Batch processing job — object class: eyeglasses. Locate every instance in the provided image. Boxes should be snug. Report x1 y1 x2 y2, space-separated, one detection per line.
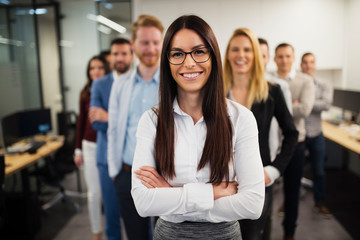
167 47 211 65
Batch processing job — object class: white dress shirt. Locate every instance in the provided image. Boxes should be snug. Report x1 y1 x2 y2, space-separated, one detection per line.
131 98 265 223
266 73 293 185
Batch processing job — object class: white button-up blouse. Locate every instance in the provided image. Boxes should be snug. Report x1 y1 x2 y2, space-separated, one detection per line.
131 98 265 223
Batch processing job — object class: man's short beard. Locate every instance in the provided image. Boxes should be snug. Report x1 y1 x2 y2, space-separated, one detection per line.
115 64 130 74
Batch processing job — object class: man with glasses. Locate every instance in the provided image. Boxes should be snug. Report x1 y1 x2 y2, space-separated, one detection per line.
107 14 163 240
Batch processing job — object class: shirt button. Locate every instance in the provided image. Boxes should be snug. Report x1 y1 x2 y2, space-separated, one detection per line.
142 99 146 103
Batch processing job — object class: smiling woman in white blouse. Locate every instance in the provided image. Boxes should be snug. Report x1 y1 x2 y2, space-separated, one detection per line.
131 15 265 240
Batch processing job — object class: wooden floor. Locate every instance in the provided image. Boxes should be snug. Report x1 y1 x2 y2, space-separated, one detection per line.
34 170 355 240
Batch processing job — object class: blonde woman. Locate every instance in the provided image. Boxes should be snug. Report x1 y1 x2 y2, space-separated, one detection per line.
224 28 298 240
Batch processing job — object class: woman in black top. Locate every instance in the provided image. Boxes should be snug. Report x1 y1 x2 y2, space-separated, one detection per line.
223 27 298 240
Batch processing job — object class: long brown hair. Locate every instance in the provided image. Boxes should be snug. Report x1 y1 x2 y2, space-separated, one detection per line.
81 55 110 100
155 15 233 184
223 28 268 109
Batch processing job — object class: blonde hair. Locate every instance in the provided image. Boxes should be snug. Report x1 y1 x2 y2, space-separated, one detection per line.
131 14 164 41
223 27 268 109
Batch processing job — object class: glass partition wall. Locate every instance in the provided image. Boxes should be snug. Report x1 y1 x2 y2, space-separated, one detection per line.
97 0 132 52
0 3 42 121
0 0 132 146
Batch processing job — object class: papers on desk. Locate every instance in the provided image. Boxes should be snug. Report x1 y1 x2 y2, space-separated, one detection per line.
6 140 47 155
338 123 360 139
6 143 32 154
7 144 30 153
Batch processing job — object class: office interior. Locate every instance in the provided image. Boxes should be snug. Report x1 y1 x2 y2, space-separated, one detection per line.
0 0 359 239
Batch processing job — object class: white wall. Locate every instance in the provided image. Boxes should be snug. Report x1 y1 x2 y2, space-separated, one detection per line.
60 1 99 113
344 0 360 91
56 0 360 113
133 0 344 72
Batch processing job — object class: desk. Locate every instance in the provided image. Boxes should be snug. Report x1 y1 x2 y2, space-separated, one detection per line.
1 135 64 239
322 121 360 155
4 135 64 177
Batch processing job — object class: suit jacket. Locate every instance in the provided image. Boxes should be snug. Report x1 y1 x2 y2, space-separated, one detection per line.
107 67 160 178
90 72 114 165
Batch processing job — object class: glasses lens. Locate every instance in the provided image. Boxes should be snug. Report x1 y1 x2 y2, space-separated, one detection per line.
191 48 210 63
168 47 210 65
168 50 185 65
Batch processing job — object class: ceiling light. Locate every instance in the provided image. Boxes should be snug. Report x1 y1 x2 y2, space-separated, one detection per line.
87 14 126 34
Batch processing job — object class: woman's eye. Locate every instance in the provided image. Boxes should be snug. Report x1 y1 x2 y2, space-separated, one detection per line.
171 51 184 58
193 49 206 56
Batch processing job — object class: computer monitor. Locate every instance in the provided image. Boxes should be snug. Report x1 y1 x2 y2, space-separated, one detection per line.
333 89 360 114
1 108 52 148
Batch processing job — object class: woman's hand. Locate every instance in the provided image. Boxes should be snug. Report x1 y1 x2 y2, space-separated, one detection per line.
264 170 271 185
135 166 172 188
213 182 238 200
74 154 83 167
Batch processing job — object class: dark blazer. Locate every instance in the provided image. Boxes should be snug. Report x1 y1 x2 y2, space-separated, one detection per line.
251 83 298 175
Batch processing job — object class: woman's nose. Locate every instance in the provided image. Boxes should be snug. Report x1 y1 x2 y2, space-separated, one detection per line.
183 53 196 67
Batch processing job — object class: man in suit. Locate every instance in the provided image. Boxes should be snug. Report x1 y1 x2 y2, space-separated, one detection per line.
273 43 315 240
107 15 163 240
259 38 293 161
89 38 133 240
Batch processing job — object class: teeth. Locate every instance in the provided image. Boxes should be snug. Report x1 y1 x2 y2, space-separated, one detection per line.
235 61 245 65
183 73 199 78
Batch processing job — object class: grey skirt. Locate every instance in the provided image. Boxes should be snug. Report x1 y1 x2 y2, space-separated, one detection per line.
153 218 242 240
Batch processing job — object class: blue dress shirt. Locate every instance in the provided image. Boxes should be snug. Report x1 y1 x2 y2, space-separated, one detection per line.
121 71 159 166
107 67 160 177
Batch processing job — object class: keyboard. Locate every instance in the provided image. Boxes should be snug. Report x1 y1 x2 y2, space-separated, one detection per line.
26 141 46 154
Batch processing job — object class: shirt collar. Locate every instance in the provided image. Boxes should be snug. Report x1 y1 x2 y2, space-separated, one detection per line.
112 71 120 81
172 97 204 124
288 69 296 79
173 97 184 116
113 69 134 81
274 68 296 81
134 66 160 84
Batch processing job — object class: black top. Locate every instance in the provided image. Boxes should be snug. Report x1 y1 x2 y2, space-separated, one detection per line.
251 83 298 175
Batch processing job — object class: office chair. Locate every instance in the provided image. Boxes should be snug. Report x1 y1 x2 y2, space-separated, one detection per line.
56 111 83 193
31 111 85 212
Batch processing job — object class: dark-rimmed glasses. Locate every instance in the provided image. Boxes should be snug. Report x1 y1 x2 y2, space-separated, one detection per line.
167 47 211 65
